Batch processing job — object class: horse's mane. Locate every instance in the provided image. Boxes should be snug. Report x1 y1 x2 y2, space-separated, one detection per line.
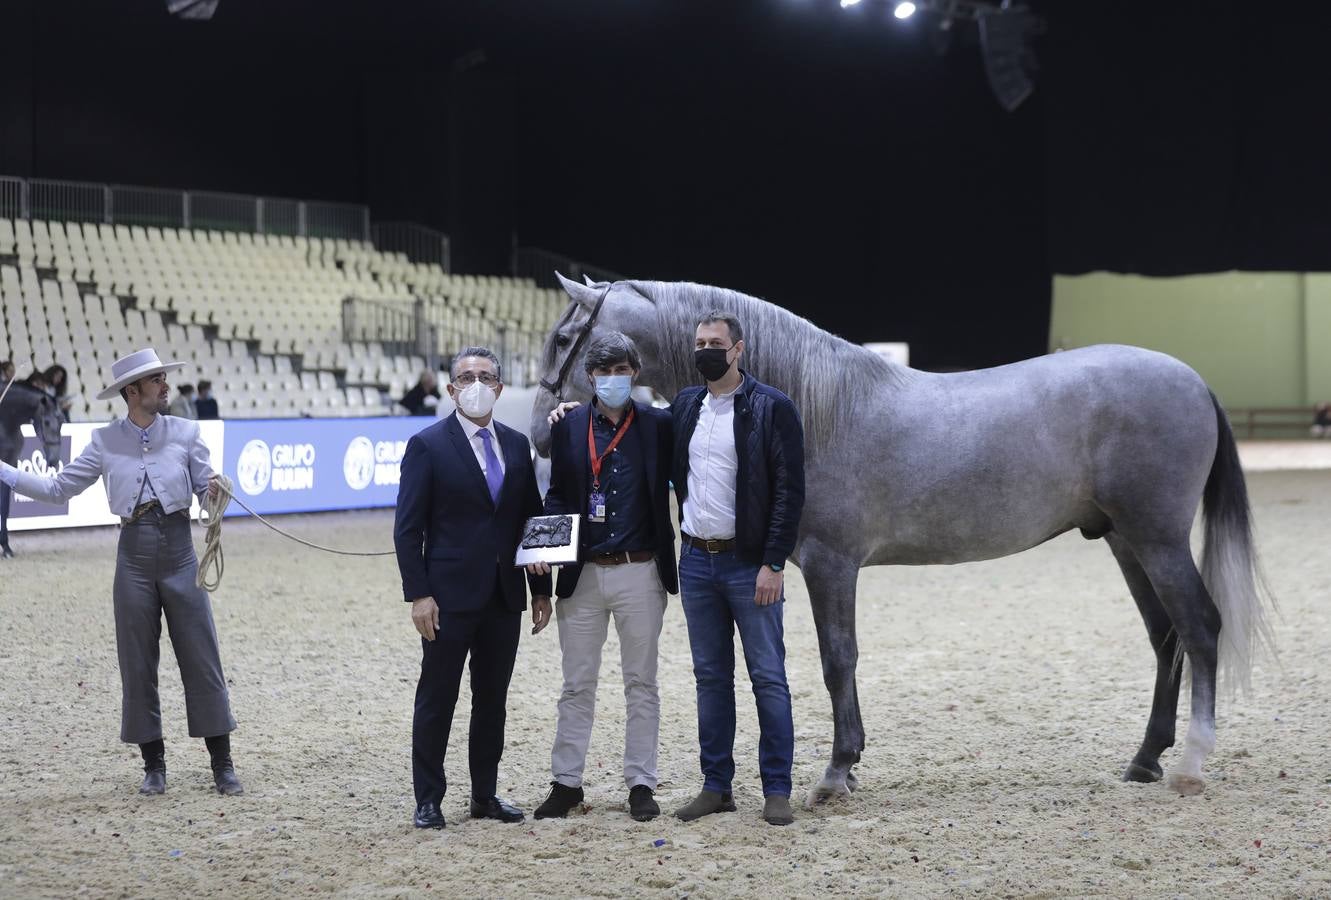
627 280 909 452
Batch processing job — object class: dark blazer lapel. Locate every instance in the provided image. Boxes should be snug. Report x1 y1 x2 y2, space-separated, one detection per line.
494 423 526 509
445 413 494 508
635 401 659 507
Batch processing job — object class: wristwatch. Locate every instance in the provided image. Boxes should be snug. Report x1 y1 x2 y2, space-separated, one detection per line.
767 562 783 573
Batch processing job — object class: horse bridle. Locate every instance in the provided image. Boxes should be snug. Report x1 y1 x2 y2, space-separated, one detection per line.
539 285 612 402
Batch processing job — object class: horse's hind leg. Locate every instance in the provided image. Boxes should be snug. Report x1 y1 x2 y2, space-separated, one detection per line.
1128 538 1222 796
800 544 864 807
1105 533 1181 783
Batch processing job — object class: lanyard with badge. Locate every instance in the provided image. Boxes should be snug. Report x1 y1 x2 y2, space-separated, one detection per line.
587 406 636 523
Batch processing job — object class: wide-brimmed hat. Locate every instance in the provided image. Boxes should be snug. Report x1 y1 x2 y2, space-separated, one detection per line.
96 348 187 400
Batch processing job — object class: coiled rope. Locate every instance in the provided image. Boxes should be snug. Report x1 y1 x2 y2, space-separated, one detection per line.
196 474 395 592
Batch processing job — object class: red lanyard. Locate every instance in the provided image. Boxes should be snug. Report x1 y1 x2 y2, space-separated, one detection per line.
587 405 636 490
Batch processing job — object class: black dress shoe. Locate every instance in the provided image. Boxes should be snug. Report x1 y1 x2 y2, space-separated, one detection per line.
213 764 244 796
413 802 446 829
470 795 525 823
628 785 660 822
139 768 166 795
534 782 584 820
0 544 13 559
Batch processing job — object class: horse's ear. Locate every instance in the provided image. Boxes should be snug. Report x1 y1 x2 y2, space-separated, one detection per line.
556 271 601 310
583 274 597 286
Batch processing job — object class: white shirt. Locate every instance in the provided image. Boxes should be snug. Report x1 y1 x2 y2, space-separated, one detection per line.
455 411 506 479
682 385 739 540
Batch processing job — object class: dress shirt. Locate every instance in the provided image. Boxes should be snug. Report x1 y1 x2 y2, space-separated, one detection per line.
455 411 506 479
0 415 213 517
583 402 652 556
682 384 740 540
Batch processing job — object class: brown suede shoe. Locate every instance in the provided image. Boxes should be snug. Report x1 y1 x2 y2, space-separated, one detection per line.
673 789 736 822
762 795 794 826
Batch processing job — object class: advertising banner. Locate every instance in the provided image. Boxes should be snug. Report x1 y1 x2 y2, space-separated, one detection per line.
220 417 431 516
9 432 73 518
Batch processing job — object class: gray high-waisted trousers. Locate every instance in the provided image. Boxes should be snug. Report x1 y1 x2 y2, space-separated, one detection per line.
114 507 236 744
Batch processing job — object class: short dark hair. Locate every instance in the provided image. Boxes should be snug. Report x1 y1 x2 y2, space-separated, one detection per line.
450 346 502 382
698 310 743 345
1 360 13 374
178 383 195 396
583 332 641 374
197 379 212 392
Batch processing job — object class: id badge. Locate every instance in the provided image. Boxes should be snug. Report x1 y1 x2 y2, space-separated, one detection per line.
588 491 607 523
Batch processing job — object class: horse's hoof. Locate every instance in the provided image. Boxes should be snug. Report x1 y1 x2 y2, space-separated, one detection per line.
845 771 859 792
1122 761 1163 783
804 781 850 809
1165 772 1205 796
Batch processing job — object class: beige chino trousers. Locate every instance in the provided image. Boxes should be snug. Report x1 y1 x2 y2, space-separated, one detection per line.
551 560 666 790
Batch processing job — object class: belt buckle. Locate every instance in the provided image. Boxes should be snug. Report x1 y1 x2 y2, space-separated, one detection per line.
705 539 724 554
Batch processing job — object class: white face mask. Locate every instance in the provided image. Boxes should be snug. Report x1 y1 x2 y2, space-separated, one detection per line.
455 379 497 418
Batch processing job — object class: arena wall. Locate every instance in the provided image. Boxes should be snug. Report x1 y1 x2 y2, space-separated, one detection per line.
1050 272 1331 408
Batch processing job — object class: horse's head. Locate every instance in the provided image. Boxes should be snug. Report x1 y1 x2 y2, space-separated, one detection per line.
34 394 63 463
530 273 662 456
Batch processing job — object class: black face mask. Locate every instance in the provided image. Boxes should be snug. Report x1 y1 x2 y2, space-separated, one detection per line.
694 347 733 382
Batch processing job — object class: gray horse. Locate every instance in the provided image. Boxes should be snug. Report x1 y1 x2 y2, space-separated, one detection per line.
530 274 1273 804
0 379 64 554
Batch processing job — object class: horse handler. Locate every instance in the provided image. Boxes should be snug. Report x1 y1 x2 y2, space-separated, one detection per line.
0 349 243 797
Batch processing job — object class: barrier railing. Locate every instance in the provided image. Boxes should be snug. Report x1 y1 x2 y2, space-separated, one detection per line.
512 245 623 289
0 174 372 242
342 297 433 364
372 222 451 272
1227 407 1321 440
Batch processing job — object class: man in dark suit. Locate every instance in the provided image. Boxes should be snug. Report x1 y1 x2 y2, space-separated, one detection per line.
525 333 676 823
394 346 553 830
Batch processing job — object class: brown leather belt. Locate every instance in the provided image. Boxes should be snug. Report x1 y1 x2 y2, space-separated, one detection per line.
122 500 162 524
588 549 655 567
681 532 736 554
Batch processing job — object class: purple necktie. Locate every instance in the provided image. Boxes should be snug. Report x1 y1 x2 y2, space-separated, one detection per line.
477 428 504 504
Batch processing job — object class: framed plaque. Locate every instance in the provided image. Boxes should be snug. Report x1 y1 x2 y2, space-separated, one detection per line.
514 514 581 567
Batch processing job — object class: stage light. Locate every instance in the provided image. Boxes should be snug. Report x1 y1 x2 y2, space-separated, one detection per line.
840 0 863 7
894 2 917 18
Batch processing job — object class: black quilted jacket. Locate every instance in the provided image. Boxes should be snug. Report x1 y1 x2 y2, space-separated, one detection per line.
670 371 806 568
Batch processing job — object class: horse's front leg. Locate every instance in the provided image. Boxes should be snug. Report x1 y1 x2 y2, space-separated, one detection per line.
800 543 864 807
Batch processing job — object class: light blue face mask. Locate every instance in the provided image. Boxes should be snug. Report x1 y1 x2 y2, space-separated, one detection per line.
594 374 633 409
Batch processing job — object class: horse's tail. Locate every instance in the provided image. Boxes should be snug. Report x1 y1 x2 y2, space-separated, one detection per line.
1199 390 1275 697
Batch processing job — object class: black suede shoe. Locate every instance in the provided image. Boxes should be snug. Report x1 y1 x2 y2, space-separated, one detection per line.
534 782 584 820
413 801 446 829
628 785 660 822
470 795 525 823
139 768 166 795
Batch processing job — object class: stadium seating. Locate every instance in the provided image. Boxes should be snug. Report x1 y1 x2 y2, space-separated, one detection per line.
0 218 568 422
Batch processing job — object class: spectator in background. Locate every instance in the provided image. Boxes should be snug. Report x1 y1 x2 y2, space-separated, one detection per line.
169 383 198 420
1313 402 1331 439
399 370 440 416
1 361 14 385
42 364 74 423
195 380 219 420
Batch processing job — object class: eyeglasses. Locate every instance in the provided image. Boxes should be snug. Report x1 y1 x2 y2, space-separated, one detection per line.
453 372 499 387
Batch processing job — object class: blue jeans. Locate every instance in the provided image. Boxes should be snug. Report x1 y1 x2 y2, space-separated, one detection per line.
678 544 793 797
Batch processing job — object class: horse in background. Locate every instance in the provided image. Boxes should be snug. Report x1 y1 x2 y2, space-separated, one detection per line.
530 274 1273 805
0 378 64 555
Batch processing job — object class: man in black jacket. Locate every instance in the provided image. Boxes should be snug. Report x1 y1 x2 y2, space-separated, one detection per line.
526 333 676 823
670 311 805 827
393 346 553 830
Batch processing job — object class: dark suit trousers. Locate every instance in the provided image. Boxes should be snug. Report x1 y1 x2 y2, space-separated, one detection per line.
412 577 521 806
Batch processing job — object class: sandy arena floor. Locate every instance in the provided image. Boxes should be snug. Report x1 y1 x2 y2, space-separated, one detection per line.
1 471 1329 898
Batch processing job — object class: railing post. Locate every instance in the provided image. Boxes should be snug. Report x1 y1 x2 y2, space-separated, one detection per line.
298 202 307 237
256 197 265 234
104 185 113 224
362 207 371 244
183 192 191 229
20 179 29 219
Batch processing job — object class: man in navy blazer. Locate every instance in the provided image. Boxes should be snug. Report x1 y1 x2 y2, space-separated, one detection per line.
525 333 676 823
394 346 553 830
